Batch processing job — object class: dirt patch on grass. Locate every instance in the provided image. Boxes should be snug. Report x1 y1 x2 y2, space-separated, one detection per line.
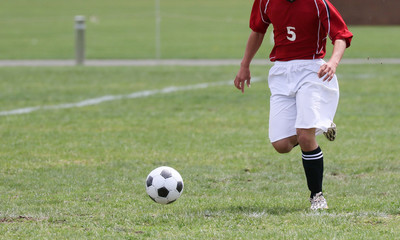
0 216 47 223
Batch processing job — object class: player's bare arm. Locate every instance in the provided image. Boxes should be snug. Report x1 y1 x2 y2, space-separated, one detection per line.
234 31 265 93
318 39 347 81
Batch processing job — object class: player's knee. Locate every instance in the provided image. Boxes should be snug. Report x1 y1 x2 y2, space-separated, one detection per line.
272 141 292 154
297 134 311 146
297 130 317 151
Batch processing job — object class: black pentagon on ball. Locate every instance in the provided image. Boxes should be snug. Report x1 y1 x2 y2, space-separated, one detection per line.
158 187 169 198
146 176 153 187
160 169 172 179
176 181 183 193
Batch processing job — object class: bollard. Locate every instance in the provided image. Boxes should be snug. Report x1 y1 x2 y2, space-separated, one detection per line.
75 16 86 65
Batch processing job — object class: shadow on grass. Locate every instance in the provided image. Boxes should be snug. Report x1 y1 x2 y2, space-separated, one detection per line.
204 204 304 217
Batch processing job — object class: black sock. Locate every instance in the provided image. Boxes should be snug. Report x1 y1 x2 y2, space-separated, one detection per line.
302 146 324 198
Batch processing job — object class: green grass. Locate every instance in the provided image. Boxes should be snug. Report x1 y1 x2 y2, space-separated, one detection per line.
1 0 400 238
1 0 400 59
0 64 399 239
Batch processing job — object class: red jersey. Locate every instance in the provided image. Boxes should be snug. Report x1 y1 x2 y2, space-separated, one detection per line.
250 0 353 61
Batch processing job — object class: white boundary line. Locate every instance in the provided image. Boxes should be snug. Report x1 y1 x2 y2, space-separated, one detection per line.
0 58 399 67
0 77 262 117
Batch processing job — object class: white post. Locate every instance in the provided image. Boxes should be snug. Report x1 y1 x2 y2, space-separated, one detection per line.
155 0 161 59
75 16 86 65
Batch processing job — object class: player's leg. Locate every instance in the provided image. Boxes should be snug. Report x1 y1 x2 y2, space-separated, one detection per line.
295 80 336 209
297 128 323 195
297 128 328 209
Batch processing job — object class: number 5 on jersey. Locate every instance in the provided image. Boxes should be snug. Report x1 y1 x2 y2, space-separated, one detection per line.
286 27 296 41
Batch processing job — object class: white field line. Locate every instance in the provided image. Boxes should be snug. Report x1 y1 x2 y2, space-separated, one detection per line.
0 77 262 117
1 58 400 67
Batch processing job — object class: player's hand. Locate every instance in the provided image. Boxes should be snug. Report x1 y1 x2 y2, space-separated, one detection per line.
318 61 337 82
234 66 251 93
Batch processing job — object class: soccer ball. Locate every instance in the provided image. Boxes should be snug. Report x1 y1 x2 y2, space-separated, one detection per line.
145 166 184 204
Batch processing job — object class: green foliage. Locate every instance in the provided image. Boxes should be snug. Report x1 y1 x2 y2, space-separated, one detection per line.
0 65 399 239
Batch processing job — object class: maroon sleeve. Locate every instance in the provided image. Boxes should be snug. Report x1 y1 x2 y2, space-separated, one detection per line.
249 0 270 34
320 0 353 47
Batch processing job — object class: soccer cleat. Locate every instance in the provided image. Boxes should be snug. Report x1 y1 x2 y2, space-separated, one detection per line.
323 123 336 141
310 192 328 210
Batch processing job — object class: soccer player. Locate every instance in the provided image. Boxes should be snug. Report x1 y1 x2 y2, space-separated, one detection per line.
234 0 353 210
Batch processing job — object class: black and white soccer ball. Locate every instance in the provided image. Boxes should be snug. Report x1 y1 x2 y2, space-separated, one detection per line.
145 166 184 204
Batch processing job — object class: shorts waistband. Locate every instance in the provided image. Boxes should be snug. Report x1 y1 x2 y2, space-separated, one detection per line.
273 59 325 66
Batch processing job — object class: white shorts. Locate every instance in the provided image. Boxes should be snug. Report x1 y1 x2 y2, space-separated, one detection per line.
268 59 339 143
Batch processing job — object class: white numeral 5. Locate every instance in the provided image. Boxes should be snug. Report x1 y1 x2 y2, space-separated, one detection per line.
286 26 296 41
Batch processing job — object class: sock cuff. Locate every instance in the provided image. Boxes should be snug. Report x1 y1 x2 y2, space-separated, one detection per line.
302 146 323 160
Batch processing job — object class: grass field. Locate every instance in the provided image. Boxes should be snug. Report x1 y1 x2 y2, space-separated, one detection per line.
1 0 400 239
0 64 399 239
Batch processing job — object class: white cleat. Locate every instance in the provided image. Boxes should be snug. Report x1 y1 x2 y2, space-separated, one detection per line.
324 123 336 141
310 192 329 210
